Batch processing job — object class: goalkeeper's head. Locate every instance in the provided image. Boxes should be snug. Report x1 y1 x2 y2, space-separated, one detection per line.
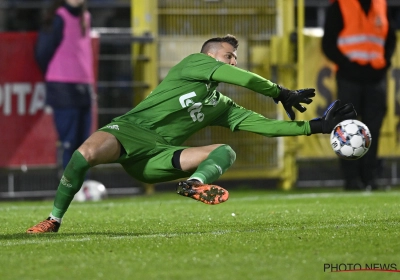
200 34 238 66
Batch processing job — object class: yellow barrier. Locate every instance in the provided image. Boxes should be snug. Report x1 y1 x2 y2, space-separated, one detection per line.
131 0 158 102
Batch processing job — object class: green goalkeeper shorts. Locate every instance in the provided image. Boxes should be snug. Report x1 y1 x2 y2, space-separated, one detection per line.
98 121 191 183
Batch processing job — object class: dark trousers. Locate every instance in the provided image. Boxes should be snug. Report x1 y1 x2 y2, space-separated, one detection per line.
46 82 93 170
53 107 92 169
336 76 387 187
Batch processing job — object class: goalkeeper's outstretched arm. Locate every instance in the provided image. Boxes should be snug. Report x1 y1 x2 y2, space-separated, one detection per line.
211 64 315 120
234 100 357 137
211 64 280 97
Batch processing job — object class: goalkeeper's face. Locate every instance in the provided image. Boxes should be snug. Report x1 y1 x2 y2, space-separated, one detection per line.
207 42 238 66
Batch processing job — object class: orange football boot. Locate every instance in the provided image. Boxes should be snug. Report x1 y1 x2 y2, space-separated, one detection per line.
176 180 229 205
26 218 60 233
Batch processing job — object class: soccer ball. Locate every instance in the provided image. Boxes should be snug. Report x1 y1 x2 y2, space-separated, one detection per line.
330 119 372 160
73 180 108 202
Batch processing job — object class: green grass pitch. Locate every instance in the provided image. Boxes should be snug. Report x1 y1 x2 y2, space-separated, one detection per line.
1 189 400 280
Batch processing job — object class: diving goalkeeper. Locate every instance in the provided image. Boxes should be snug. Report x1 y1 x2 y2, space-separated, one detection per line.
27 34 356 233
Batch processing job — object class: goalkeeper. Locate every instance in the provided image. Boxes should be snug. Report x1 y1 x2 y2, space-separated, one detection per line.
27 34 356 233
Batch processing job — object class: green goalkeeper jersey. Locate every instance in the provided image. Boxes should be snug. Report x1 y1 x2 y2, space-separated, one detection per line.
114 53 309 145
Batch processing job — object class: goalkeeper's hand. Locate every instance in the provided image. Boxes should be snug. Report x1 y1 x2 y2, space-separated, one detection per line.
273 85 315 120
309 100 357 134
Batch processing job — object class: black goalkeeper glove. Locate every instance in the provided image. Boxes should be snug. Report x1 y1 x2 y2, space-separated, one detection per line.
309 100 357 134
273 85 315 120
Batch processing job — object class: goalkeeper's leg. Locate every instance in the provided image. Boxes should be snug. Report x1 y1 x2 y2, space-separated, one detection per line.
176 144 236 204
26 131 122 233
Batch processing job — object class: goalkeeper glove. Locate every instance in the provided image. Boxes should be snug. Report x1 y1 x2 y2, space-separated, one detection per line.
273 85 315 120
309 100 357 134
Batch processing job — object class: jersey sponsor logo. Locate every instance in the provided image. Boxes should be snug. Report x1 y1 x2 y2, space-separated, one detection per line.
179 92 204 122
179 92 196 107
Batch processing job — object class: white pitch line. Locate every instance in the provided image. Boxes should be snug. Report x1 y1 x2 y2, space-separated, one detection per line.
1 237 92 246
0 191 398 212
1 222 393 247
1 231 237 246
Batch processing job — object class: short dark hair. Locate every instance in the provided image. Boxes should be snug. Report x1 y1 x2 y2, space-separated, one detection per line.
200 34 239 53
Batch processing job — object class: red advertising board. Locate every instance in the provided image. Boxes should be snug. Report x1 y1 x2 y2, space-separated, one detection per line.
0 32 99 168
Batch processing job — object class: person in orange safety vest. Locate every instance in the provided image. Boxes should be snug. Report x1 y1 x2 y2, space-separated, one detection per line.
322 0 397 191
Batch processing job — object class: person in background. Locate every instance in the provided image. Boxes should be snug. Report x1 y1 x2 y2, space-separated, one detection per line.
322 0 397 191
35 0 94 170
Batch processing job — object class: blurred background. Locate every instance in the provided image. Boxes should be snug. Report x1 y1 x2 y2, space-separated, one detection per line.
1 0 400 199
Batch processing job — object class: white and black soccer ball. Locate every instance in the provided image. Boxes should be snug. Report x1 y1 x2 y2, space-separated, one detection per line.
330 119 372 160
74 180 108 202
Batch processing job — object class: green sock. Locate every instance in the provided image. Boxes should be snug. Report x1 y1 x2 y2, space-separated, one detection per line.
190 145 236 184
51 150 91 218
